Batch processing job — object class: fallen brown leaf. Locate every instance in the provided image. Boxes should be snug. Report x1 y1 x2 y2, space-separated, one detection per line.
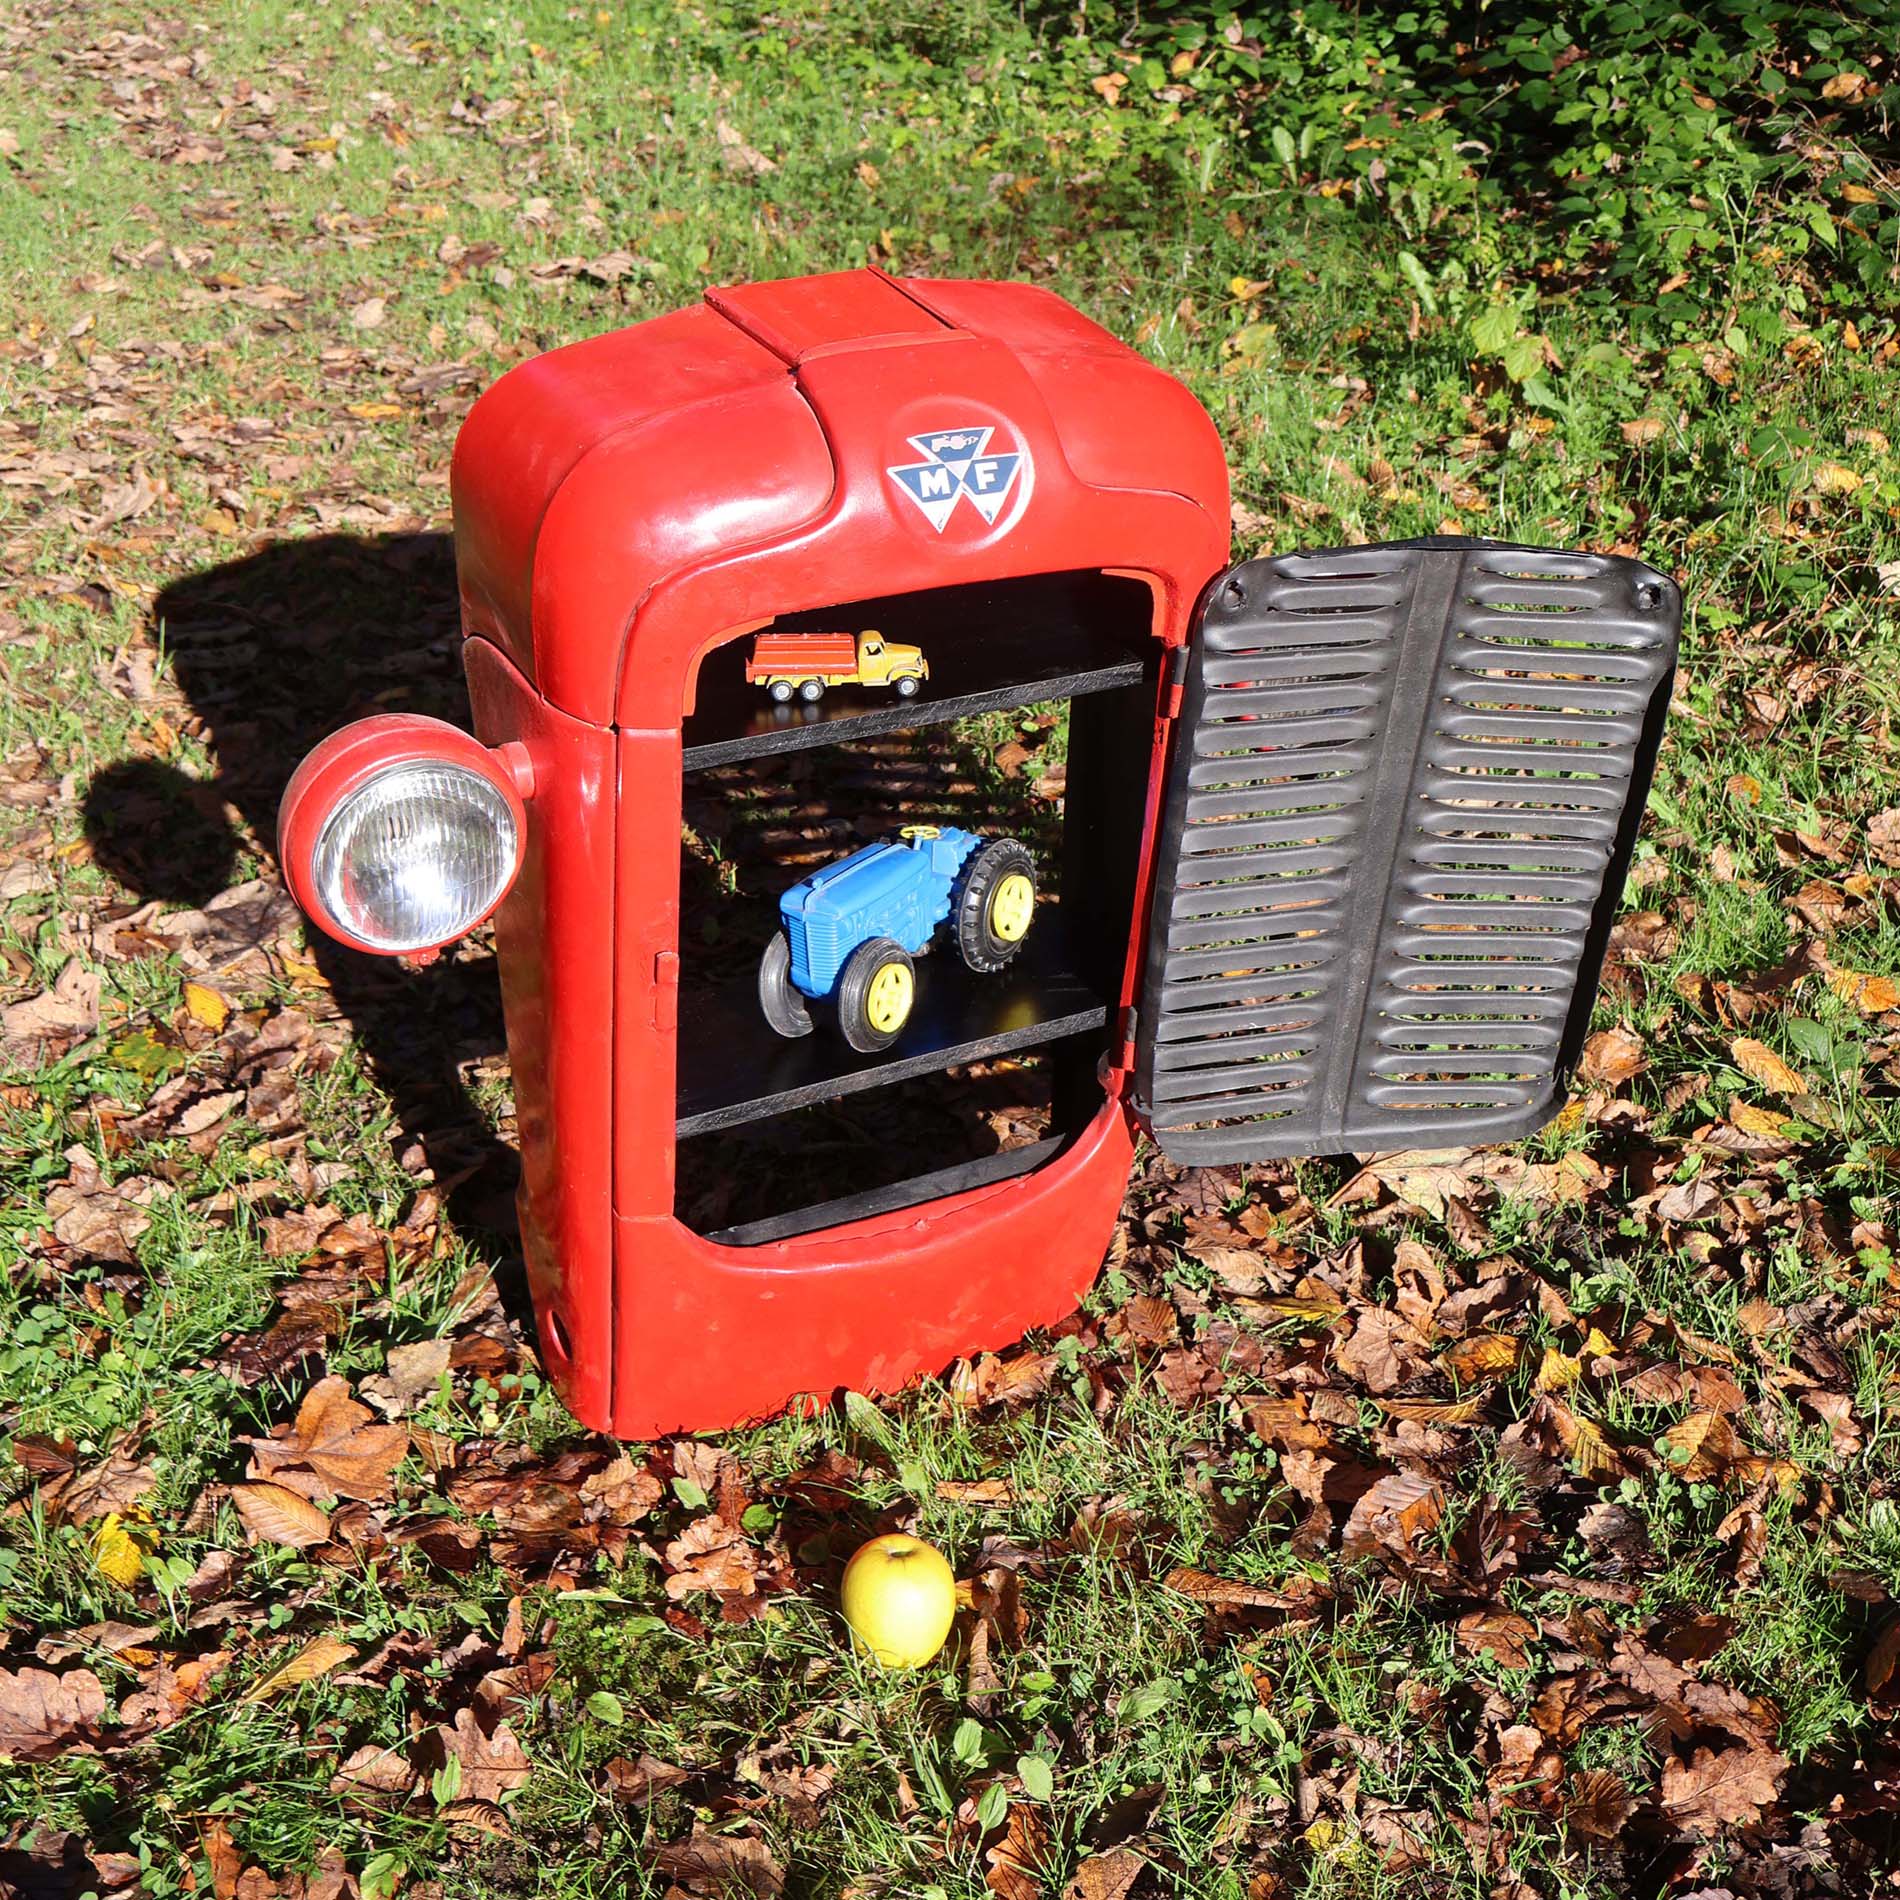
2 958 101 1049
245 1375 408 1501
985 1800 1050 1900
1660 1744 1786 1834
1333 1305 1429 1394
45 1148 159 1265
360 1337 452 1415
1828 969 1900 1015
1377 1393 1485 1425
604 1753 691 1804
937 1477 1029 1505
231 1481 332 1548
714 119 777 177
1564 1769 1634 1841
1163 1565 1297 1610
434 1706 532 1804
0 1665 107 1761
1116 1293 1178 1347
1729 1037 1810 1099
1547 1399 1622 1480
1866 1615 1900 1702
652 1823 784 1897
1580 1026 1646 1084
1440 1332 1523 1384
1456 1609 1537 1670
241 1634 356 1703
1194 1242 1272 1293
1244 1394 1330 1451
120 1650 232 1733
1659 1410 1745 1484
62 1440 157 1526
1064 1847 1144 1900
1870 808 1900 869
580 1452 666 1526
663 1515 762 1600
1342 1472 1445 1564
204 1820 242 1898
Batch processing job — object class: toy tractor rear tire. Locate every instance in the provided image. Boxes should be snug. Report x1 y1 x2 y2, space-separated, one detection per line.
951 838 1035 973
894 675 921 698
768 679 795 703
798 678 824 702
836 937 916 1053
758 933 813 1039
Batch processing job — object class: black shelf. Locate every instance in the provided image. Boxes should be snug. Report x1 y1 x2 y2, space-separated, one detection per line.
682 573 1152 771
676 924 1110 1137
707 1134 1068 1247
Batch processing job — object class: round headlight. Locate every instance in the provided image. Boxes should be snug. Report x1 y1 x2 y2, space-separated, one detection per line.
312 761 519 953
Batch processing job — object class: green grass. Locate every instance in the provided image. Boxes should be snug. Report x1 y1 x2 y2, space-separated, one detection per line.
2 0 1898 1895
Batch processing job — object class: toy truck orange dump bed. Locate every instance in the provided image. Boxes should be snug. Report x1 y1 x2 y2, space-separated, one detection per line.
744 632 859 681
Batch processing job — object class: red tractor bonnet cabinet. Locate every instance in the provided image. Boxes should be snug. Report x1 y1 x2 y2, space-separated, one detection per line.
383 267 1676 1439
448 269 1225 1438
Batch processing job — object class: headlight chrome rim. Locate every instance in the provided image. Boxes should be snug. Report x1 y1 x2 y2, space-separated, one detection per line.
277 714 528 958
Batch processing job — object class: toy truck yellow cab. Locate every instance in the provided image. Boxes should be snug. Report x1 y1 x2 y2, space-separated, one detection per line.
744 629 929 703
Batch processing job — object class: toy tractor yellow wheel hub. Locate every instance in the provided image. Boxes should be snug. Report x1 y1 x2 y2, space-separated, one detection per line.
865 961 914 1032
988 873 1033 942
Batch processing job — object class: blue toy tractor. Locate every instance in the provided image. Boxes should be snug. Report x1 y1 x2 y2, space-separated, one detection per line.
759 825 1037 1052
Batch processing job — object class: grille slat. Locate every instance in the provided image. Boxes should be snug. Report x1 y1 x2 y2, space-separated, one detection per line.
1419 773 1626 811
1167 881 1351 925
1135 538 1678 1160
1178 811 1362 852
1162 942 1338 980
1199 711 1383 750
1152 1056 1322 1099
1157 1026 1327 1067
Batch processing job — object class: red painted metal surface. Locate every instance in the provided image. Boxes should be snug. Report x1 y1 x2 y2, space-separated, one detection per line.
608 1102 1137 1440
461 638 619 1430
434 267 1234 1436
450 307 791 711
449 269 1229 728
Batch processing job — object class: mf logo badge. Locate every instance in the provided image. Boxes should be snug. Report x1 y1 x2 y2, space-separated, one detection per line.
886 424 1029 534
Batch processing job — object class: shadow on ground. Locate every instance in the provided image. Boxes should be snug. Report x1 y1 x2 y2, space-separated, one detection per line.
82 532 524 1276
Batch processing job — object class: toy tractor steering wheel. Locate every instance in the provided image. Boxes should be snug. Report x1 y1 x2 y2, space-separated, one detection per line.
899 824 942 842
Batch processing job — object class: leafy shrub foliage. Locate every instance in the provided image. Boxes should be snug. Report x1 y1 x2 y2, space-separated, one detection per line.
793 0 1893 376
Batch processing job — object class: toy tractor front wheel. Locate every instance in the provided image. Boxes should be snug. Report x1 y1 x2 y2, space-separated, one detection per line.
758 933 813 1039
952 838 1035 973
836 937 916 1053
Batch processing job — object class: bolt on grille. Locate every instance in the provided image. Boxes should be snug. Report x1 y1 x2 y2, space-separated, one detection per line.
1135 538 1680 1162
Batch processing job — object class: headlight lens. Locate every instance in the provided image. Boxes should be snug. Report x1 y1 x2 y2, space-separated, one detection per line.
312 762 518 952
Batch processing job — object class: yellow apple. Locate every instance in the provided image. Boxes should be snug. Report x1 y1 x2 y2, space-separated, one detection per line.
840 1532 957 1669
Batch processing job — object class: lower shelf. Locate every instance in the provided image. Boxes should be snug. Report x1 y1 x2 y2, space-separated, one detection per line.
706 1134 1067 1246
675 925 1111 1137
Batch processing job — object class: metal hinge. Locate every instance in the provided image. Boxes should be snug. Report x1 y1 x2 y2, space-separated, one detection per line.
1163 641 1190 719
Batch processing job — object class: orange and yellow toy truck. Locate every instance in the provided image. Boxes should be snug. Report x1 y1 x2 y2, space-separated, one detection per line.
744 628 928 703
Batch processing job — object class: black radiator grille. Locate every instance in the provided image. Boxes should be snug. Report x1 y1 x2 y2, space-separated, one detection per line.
1135 539 1679 1162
